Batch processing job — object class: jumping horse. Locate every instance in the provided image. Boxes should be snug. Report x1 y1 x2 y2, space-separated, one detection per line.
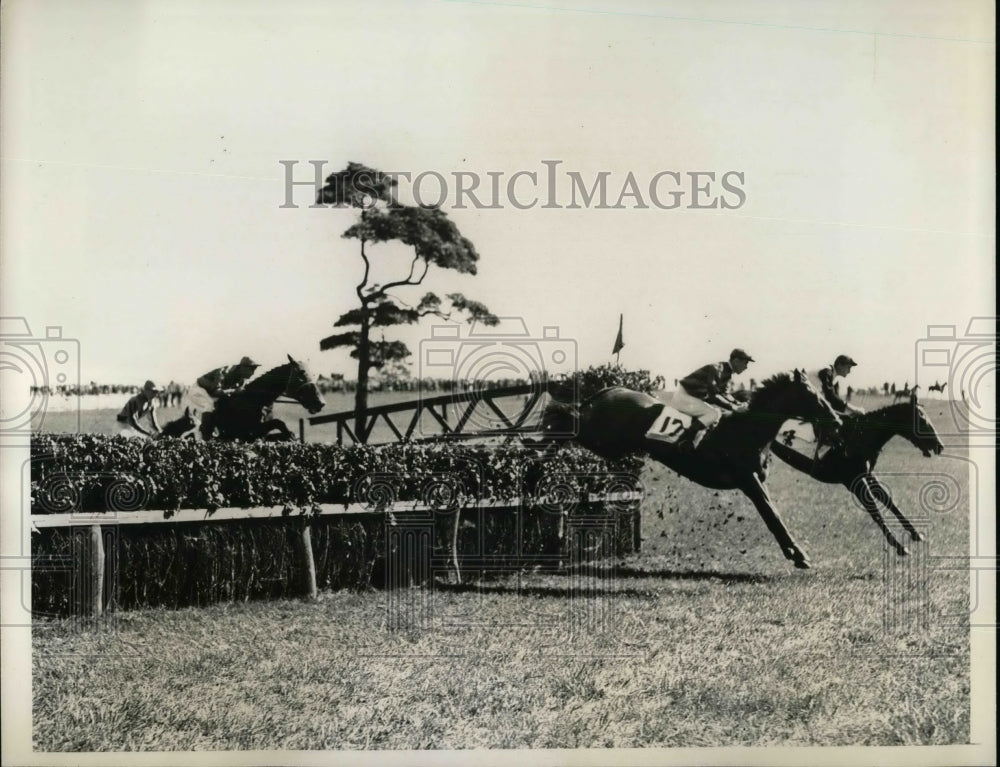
200 355 325 441
770 394 944 556
539 370 843 569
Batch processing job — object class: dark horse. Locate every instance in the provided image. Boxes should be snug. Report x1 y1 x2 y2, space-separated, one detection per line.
770 394 944 556
157 407 200 439
928 381 947 394
540 370 843 569
200 355 325 441
893 385 919 402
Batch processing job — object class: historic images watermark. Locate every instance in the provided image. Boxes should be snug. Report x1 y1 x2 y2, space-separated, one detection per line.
279 160 747 211
914 317 997 446
0 317 80 447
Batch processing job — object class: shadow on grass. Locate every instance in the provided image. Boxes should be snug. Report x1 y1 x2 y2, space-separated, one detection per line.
429 581 658 599
556 565 776 584
430 565 774 598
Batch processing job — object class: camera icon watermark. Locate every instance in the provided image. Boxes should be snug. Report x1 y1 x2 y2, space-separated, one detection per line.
369 458 645 657
876 457 994 651
517 463 644 646
914 317 996 445
360 462 485 631
3 456 140 649
417 317 577 437
0 316 80 446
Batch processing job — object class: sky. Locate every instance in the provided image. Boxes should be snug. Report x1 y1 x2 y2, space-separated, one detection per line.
1 0 994 397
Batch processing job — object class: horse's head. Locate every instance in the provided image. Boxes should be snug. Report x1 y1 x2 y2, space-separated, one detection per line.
283 355 326 414
899 393 944 457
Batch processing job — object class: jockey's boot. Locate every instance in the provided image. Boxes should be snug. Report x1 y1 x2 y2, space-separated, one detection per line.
675 420 707 452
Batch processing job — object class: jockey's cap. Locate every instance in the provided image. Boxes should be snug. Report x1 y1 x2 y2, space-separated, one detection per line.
143 380 162 393
239 356 259 367
730 348 754 362
835 354 857 367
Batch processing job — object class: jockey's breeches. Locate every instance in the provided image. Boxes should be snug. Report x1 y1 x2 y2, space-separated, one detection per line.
671 386 722 426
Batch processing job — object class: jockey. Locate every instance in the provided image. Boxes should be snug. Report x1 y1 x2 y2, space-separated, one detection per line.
187 356 260 412
812 354 864 460
817 355 865 416
115 380 162 438
671 348 754 449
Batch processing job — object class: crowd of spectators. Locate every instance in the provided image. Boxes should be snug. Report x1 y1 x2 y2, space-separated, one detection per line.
29 375 912 402
29 376 536 400
30 382 188 407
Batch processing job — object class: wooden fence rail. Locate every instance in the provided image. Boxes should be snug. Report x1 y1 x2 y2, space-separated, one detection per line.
31 492 642 617
299 383 546 444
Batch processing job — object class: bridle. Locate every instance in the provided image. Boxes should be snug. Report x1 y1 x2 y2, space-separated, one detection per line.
275 364 315 406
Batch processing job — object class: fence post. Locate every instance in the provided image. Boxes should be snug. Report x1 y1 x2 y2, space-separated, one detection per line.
450 507 462 584
74 524 104 619
633 503 642 553
298 521 318 600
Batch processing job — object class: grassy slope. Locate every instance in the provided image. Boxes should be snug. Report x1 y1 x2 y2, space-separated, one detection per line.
32 398 972 749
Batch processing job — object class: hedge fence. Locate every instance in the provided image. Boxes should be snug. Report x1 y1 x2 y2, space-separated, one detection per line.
30 434 643 615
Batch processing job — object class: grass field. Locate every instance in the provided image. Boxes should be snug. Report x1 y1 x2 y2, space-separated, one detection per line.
31 396 974 749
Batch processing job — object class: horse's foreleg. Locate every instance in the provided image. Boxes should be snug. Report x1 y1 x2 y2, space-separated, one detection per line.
867 474 925 543
741 473 811 569
261 419 294 441
848 476 909 556
199 411 216 441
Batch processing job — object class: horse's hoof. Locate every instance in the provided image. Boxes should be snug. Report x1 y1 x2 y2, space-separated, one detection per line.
793 557 811 570
910 530 925 543
896 545 910 557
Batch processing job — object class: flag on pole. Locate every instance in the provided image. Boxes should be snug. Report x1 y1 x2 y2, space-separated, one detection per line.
612 314 624 355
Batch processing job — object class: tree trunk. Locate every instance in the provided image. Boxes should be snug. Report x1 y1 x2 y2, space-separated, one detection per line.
355 308 370 438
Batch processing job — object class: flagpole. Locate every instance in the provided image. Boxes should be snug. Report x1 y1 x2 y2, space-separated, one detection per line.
612 313 624 367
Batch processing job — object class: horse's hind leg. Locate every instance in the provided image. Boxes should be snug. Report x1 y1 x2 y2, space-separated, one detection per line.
866 474 924 543
741 473 811 569
847 476 909 556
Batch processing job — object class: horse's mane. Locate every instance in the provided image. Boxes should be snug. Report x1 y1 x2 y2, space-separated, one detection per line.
867 401 912 418
748 371 798 409
242 361 299 393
